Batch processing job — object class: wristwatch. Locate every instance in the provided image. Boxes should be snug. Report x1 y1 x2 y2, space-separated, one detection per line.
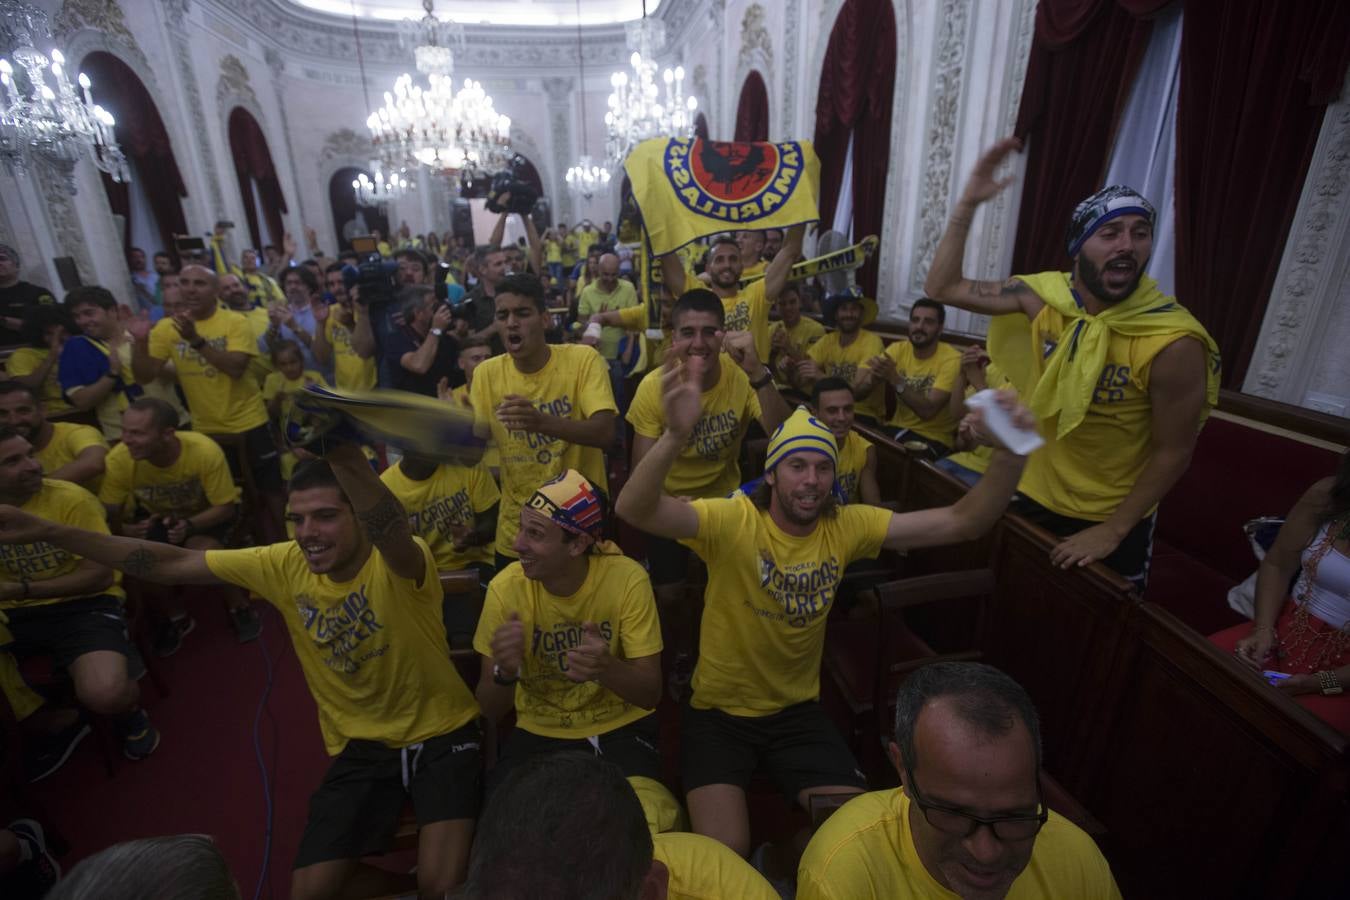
1317 670 1343 696
749 366 774 390
492 663 519 686
430 327 444 337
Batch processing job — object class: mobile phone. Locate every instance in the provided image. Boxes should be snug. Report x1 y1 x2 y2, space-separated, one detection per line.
215 220 235 230
174 235 206 253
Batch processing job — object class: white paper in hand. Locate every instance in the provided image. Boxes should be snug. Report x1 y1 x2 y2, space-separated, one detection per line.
965 389 1044 456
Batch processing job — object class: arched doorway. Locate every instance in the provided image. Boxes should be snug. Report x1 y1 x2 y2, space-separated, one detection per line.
734 71 770 142
227 108 289 252
328 167 390 252
82 51 188 258
814 0 896 296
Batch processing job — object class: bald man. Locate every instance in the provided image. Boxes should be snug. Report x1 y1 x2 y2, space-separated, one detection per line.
130 264 284 540
576 252 640 417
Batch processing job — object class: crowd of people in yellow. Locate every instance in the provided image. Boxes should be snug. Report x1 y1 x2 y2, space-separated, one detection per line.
5 135 1343 900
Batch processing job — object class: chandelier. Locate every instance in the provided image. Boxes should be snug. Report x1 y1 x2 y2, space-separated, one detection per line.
564 0 610 202
0 3 128 189
367 0 511 176
352 164 413 206
604 10 697 170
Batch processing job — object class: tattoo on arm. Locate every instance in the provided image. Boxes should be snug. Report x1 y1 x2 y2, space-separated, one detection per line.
973 278 1028 297
358 495 410 544
123 548 156 578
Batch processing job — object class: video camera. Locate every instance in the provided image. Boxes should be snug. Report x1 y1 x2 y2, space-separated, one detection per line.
341 235 400 308
484 155 539 216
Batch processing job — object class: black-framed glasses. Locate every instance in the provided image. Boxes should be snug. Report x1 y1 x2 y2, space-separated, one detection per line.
902 763 1048 841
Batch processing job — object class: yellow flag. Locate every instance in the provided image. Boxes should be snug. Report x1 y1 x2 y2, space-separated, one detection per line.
624 138 821 257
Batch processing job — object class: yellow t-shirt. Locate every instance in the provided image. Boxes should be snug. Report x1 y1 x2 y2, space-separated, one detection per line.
237 305 274 385
469 344 617 558
654 831 779 900
0 479 123 609
627 359 761 499
884 340 962 446
380 461 498 571
615 304 671 374
99 430 240 518
449 384 499 471
205 538 479 755
797 789 1121 900
263 369 328 422
808 330 887 423
945 361 1014 477
1017 305 1184 521
325 314 377 392
577 280 640 360
473 553 663 738
544 239 562 264
721 280 772 363
576 229 599 260
741 259 767 280
147 309 268 434
7 347 71 413
34 422 106 488
682 494 891 715
836 432 872 504
562 235 579 266
771 316 827 355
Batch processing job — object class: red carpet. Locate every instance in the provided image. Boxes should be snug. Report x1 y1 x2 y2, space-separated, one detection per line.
22 600 330 899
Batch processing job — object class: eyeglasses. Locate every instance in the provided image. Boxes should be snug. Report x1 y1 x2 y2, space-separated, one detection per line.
902 764 1048 841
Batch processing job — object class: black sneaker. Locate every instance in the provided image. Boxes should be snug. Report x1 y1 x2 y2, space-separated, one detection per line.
230 604 262 643
118 708 160 761
152 615 195 658
26 717 91 783
7 818 62 890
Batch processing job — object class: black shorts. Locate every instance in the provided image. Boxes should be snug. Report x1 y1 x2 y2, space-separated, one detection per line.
1011 497 1157 592
645 534 691 588
486 713 661 796
3 595 132 669
210 424 283 492
293 719 483 869
680 701 866 802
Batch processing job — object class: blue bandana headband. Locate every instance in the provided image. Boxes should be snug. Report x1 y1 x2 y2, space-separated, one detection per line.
1066 185 1155 258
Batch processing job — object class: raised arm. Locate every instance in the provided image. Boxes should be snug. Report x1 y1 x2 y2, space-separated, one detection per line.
311 303 334 366
129 319 167 385
881 393 1032 551
615 358 702 540
350 300 377 359
524 215 543 275
0 505 221 585
723 330 790 433
763 224 805 302
660 253 687 298
324 442 425 582
923 138 1043 319
489 210 509 248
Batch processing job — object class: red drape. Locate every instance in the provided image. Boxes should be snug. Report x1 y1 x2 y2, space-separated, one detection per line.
83 52 188 257
813 0 896 296
694 113 710 141
227 108 289 252
734 71 770 143
1173 0 1350 387
1010 0 1164 275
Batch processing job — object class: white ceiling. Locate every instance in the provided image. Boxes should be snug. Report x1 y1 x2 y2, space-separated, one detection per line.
289 0 662 27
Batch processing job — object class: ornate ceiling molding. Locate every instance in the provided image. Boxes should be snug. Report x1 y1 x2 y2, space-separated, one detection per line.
216 54 261 115
53 0 138 50
1243 72 1350 402
738 4 772 72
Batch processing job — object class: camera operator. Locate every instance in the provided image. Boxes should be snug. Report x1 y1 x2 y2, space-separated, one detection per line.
383 285 463 397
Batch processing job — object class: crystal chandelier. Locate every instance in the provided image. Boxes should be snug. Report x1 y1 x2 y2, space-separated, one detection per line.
565 0 610 202
0 3 128 189
352 164 413 206
604 8 697 170
367 0 510 176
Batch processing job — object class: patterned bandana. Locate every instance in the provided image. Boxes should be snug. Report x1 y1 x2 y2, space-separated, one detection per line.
1065 185 1155 258
525 469 606 537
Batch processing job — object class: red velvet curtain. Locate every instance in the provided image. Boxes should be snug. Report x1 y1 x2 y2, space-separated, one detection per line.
1173 0 1350 387
83 52 188 256
813 0 896 296
734 71 770 142
227 108 289 251
1010 0 1167 275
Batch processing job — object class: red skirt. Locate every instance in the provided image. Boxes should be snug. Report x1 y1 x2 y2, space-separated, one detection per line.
1209 598 1349 735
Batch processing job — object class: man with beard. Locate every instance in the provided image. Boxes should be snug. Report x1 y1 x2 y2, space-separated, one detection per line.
616 371 1035 861
662 226 803 365
0 382 106 490
220 272 274 385
313 263 377 392
798 662 1120 900
0 443 484 898
925 138 1219 591
792 295 886 427
769 283 826 381
861 298 962 456
762 228 784 262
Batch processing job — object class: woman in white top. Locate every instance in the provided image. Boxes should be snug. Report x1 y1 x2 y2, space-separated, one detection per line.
1211 450 1350 733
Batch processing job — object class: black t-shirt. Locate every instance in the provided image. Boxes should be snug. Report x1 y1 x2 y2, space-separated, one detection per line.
457 285 504 356
0 281 58 345
383 325 464 397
